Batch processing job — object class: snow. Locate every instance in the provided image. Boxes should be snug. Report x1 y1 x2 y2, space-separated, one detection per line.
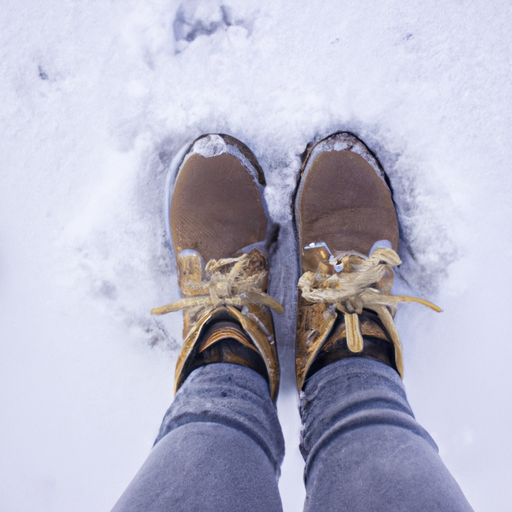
1 0 511 510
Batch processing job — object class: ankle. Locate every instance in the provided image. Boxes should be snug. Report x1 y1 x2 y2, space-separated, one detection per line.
307 335 397 380
186 319 269 384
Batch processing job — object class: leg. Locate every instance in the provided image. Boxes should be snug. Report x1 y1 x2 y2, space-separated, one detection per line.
301 358 472 512
112 364 284 512
293 132 473 511
113 134 285 511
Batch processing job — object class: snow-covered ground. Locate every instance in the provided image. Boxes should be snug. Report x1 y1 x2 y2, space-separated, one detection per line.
2 0 511 510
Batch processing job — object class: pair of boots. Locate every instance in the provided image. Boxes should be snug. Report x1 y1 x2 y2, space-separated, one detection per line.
152 132 440 400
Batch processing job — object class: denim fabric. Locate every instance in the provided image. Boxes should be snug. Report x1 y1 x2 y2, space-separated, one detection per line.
112 359 473 512
111 364 284 512
300 358 473 512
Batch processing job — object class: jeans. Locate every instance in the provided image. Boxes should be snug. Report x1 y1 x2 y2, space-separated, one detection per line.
111 359 473 512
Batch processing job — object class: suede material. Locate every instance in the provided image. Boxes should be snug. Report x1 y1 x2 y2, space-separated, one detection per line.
171 151 267 262
297 149 399 258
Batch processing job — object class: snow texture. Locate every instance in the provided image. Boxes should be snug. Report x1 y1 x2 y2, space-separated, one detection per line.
1 0 511 510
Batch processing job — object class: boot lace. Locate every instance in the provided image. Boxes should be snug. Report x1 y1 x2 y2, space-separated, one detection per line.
151 250 283 316
298 247 441 377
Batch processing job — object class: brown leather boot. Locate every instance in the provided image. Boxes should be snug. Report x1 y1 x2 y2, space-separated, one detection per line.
152 134 283 401
294 132 440 390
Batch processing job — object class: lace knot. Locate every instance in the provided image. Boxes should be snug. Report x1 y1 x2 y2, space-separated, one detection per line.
298 246 441 377
151 249 283 316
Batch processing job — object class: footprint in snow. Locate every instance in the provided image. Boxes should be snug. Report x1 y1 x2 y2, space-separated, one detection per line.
172 1 250 53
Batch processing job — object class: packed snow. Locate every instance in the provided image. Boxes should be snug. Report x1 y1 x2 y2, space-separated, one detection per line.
1 0 511 510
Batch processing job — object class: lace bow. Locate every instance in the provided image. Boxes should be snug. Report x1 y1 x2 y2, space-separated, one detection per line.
151 250 283 316
298 247 441 377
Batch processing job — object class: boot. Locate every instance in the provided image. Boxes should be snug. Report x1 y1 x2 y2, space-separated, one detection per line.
294 132 440 390
152 134 283 401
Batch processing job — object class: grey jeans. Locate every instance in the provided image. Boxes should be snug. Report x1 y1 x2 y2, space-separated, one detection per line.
112 359 473 512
